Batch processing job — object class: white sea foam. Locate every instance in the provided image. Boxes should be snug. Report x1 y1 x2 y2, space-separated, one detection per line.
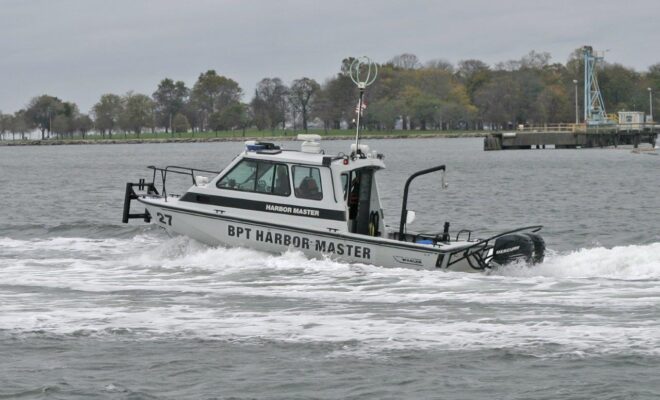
497 243 660 279
2 234 660 357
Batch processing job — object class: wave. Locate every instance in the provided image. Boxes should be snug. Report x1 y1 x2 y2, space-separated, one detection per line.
2 233 660 357
496 242 660 280
122 234 660 282
0 221 157 240
3 231 660 280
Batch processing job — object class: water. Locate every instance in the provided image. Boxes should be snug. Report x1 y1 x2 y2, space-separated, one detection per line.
1 138 659 399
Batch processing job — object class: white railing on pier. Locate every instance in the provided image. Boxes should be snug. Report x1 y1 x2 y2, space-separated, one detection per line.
515 124 585 133
515 123 657 134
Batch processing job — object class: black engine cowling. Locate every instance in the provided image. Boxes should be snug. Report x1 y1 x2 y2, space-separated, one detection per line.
492 232 545 266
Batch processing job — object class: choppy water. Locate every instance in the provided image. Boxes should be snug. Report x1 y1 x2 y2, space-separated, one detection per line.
1 138 659 399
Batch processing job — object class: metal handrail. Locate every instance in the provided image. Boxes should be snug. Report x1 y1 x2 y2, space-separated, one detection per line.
147 165 221 200
454 225 543 270
516 123 578 132
514 122 657 134
455 229 473 241
398 165 446 241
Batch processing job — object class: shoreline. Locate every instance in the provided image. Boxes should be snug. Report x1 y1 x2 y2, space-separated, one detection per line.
0 132 487 146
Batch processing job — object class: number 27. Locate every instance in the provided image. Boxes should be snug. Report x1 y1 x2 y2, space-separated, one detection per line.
157 212 172 226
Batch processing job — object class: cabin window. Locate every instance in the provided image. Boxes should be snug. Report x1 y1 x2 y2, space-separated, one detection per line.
218 159 257 191
255 162 275 193
217 159 290 196
293 166 323 200
341 173 348 200
272 164 291 196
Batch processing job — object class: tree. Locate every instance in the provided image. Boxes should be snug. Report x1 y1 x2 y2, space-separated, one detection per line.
75 114 94 139
519 50 552 70
251 78 289 131
456 59 491 102
235 103 252 135
181 101 202 134
474 74 523 128
172 113 191 134
389 53 422 69
400 86 447 130
366 98 399 130
208 111 225 132
250 94 270 131
51 115 71 139
0 112 7 140
119 92 155 137
340 57 358 75
535 84 571 123
190 70 242 130
289 78 320 131
360 64 403 130
649 63 660 87
426 59 454 73
599 63 641 111
514 69 545 123
313 75 356 130
153 78 189 134
62 102 80 138
92 94 123 138
10 110 29 140
565 47 585 79
436 101 475 130
25 95 64 139
26 96 80 138
208 103 250 133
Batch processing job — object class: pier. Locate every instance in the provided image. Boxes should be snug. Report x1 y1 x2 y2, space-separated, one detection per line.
484 123 659 150
484 46 658 151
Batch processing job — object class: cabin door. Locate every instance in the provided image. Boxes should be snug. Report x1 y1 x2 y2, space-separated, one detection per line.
346 168 381 236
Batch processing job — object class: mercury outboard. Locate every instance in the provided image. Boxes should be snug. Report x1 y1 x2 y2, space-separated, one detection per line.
492 232 545 266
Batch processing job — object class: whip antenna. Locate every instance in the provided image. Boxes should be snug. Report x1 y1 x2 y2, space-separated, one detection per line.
349 56 378 157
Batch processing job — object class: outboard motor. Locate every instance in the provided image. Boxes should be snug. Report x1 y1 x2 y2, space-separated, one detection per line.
525 232 545 264
492 232 545 266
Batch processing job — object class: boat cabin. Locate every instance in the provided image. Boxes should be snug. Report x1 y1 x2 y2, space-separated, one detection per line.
181 135 388 238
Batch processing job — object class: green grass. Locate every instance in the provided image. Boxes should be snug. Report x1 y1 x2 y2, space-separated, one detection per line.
81 128 484 140
102 129 484 140
0 128 485 144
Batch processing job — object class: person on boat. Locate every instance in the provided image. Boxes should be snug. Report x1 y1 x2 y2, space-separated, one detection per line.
297 176 322 200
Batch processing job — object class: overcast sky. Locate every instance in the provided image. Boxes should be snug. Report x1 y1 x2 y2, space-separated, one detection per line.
1 0 658 113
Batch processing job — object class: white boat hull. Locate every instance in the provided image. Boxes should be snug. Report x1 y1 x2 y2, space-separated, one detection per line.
139 197 489 273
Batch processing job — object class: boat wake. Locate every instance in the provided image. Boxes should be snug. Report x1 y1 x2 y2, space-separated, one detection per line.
2 229 660 291
496 242 660 280
136 235 660 281
1 230 660 357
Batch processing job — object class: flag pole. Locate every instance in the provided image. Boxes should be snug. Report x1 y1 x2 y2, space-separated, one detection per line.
349 56 377 158
355 87 364 152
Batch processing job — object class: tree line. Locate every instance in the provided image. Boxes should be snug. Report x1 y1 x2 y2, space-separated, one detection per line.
1 48 658 140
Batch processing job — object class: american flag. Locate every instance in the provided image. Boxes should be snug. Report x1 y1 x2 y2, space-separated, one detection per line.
355 100 367 116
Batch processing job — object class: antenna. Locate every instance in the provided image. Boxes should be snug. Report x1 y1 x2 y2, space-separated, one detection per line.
349 56 378 157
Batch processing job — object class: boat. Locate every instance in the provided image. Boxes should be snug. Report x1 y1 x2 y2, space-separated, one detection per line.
121 57 545 272
121 135 544 272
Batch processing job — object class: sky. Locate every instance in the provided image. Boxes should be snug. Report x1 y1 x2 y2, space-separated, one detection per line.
0 0 658 113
